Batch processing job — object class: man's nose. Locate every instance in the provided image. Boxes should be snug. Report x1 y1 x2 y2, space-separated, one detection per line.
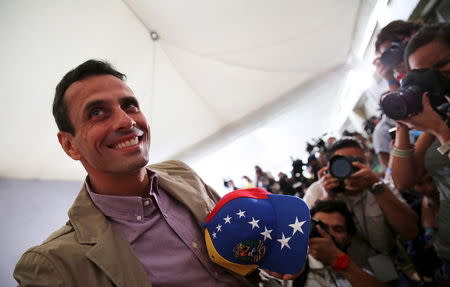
113 109 136 130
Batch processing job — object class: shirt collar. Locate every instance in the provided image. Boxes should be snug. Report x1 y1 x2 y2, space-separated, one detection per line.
86 170 159 221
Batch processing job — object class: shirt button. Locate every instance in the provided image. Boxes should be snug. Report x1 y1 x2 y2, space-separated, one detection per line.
192 241 198 249
143 200 150 206
136 215 142 221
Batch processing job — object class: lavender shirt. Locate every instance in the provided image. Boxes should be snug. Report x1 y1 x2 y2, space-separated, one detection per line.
86 171 245 287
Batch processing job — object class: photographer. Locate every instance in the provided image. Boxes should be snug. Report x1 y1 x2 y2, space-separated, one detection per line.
303 200 385 287
259 200 385 287
387 23 450 283
303 138 418 280
372 20 424 169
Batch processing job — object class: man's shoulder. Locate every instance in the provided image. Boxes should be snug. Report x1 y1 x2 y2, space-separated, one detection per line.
303 181 324 208
149 160 193 173
14 224 88 277
21 224 85 258
305 181 323 194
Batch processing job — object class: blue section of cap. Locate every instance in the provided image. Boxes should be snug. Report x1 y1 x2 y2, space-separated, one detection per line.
260 195 310 274
205 194 310 274
206 197 277 263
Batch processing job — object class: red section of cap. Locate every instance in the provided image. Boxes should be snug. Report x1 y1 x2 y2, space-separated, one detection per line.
205 188 269 223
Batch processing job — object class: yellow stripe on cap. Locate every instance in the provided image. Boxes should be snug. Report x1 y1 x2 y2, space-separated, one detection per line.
204 229 258 276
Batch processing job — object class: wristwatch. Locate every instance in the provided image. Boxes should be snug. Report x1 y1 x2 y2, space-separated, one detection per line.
370 180 386 195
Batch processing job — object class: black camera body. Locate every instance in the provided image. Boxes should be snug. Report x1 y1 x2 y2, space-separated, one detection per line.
380 41 406 68
310 218 328 238
380 69 450 120
327 155 362 193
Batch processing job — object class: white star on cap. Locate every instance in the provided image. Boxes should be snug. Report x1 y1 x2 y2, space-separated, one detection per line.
223 215 232 224
289 217 306 235
216 224 222 232
248 217 260 229
212 232 217 239
236 209 246 218
260 226 273 241
277 233 292 250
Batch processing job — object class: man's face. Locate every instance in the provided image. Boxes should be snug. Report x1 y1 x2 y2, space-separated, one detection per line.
313 211 350 250
58 75 150 175
332 147 367 164
408 40 450 78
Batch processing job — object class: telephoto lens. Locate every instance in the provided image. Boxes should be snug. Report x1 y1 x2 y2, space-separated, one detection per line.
327 155 363 193
380 69 450 120
329 156 355 179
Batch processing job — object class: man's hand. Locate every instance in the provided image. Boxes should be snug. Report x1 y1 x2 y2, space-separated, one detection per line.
308 226 342 265
318 166 339 198
344 162 379 192
399 92 449 139
262 268 304 281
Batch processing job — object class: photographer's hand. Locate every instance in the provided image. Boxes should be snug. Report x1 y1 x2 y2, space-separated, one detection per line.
308 226 342 265
310 227 387 287
318 166 339 198
344 162 379 192
262 268 304 281
399 92 450 146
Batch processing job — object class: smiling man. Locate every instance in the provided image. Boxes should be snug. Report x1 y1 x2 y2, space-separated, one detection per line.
13 60 264 286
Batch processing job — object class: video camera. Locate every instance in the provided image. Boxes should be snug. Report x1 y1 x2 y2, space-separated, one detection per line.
380 69 450 120
327 155 363 193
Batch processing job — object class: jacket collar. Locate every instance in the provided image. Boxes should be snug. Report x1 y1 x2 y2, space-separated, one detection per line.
153 167 216 226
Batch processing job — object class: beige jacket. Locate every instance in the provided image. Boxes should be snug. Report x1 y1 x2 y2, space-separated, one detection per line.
13 160 252 287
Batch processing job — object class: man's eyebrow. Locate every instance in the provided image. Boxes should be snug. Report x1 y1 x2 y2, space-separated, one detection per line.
83 100 107 113
120 96 139 106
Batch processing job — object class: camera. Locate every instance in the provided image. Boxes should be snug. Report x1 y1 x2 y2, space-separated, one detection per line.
380 41 406 67
327 155 363 193
380 69 450 120
310 218 328 238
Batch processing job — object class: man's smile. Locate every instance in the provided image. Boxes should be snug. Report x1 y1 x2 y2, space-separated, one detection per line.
105 127 146 151
113 136 140 149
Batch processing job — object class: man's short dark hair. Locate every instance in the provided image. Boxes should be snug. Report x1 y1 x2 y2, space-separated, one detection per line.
52 59 126 135
375 20 424 53
327 137 364 157
404 23 450 69
310 200 356 236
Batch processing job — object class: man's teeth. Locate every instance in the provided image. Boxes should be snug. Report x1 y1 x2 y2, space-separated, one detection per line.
114 137 139 149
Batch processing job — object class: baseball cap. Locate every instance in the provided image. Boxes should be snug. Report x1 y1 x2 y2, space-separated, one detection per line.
204 188 310 276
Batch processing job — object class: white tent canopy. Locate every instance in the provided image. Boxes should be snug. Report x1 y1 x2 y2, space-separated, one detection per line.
0 0 363 181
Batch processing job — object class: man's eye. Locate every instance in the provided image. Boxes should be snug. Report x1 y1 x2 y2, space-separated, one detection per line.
89 108 104 118
125 103 139 112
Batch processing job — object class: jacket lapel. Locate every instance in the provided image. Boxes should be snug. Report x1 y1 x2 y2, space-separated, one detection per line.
86 225 151 287
155 169 216 226
68 185 151 287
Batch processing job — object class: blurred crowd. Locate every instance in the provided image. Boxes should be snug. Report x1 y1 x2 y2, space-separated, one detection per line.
224 21 450 287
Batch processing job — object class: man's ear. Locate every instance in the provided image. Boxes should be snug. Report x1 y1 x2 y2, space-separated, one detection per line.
57 131 81 160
